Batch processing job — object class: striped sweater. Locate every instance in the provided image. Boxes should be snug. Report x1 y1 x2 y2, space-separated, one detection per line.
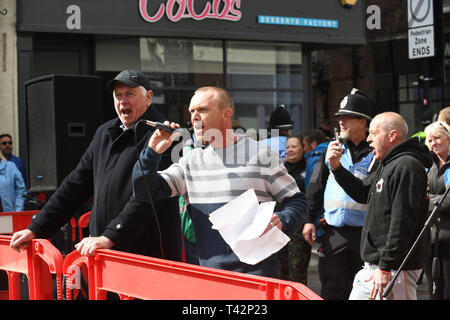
133 135 307 277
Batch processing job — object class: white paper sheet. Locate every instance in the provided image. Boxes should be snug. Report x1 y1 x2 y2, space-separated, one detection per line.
209 189 290 265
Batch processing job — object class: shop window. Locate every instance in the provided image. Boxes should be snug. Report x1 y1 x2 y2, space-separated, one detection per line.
140 38 223 75
226 41 303 130
230 90 302 132
226 41 302 90
95 37 303 131
95 37 141 71
396 73 419 103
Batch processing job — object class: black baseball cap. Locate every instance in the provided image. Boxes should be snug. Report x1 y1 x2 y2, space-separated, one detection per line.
107 69 152 91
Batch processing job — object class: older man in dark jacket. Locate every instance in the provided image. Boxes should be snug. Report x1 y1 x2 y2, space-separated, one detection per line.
10 70 181 260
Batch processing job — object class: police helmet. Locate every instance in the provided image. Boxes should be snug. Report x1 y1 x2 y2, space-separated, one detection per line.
335 88 378 121
269 105 293 130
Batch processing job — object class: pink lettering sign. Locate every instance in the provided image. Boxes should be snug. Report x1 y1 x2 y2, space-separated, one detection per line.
139 0 242 23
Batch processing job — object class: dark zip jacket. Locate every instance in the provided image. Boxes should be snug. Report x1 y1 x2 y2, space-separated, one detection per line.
28 106 181 259
427 154 450 242
332 137 432 271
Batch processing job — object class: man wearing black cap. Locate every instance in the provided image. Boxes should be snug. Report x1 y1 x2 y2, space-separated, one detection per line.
302 88 379 300
10 69 181 261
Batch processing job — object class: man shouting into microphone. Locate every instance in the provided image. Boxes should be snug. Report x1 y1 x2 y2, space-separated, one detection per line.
11 69 181 260
132 86 307 277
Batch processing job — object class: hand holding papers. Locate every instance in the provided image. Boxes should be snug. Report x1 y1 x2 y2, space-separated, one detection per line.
209 189 290 265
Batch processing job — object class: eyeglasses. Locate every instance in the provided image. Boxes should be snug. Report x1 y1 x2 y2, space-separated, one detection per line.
1 141 12 146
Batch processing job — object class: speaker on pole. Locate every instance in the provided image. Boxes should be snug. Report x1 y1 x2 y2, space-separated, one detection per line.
25 74 103 193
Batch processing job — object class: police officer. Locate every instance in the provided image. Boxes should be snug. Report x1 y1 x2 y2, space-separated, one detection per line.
302 88 379 300
263 105 293 161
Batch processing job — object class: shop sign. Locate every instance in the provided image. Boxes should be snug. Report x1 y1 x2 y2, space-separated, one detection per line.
139 0 242 23
257 15 338 29
17 0 367 45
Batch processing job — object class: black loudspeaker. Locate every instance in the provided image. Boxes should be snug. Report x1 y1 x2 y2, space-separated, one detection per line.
25 74 103 193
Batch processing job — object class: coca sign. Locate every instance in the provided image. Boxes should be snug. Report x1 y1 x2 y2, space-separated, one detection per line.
139 0 242 23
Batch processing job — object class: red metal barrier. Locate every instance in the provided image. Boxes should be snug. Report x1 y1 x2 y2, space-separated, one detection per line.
63 247 93 300
0 235 28 299
77 211 90 241
27 238 64 300
63 249 322 300
0 235 64 300
0 211 39 234
70 218 77 242
70 211 91 243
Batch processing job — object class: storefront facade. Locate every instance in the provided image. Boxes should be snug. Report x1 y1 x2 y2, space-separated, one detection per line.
11 0 367 172
367 0 449 134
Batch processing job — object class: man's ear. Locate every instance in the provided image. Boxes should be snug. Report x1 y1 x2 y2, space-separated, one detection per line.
389 129 399 143
146 90 153 105
223 107 233 120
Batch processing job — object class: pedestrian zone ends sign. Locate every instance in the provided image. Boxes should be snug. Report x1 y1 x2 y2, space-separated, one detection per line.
408 0 435 59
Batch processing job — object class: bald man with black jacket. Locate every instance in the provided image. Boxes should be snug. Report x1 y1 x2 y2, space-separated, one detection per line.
327 112 432 300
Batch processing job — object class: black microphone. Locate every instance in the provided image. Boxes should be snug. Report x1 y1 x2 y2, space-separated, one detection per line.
143 120 174 133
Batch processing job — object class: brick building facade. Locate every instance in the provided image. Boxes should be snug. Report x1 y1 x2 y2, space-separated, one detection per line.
312 0 449 134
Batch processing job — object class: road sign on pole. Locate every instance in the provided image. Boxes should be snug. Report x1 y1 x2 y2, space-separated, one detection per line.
408 0 435 59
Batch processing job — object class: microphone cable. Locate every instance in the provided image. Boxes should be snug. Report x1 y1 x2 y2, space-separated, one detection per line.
133 119 165 259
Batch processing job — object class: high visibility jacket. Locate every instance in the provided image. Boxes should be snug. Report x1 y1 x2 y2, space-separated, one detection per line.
323 145 374 227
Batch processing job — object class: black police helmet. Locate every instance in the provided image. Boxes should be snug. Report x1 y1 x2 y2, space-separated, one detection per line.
335 88 378 121
269 105 293 130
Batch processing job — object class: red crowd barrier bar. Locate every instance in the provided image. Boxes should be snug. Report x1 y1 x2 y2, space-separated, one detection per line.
0 211 39 234
77 211 90 241
63 247 94 300
63 249 322 300
27 238 64 300
70 211 91 243
0 235 28 299
0 235 64 300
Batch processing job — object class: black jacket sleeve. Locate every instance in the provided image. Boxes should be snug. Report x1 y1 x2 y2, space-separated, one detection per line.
27 138 96 238
132 147 173 201
103 141 182 259
305 151 329 224
276 192 308 235
102 196 181 260
330 164 374 204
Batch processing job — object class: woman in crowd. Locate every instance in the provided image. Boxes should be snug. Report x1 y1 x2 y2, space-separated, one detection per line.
424 121 450 299
277 135 311 284
0 149 26 212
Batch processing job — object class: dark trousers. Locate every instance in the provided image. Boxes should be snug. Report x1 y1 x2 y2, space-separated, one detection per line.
183 236 199 265
278 232 312 284
318 225 363 300
424 242 450 300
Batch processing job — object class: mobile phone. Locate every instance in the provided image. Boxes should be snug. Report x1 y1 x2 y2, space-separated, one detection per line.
334 127 339 141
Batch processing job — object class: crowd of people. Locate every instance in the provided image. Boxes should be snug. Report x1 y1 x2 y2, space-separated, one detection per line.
3 68 450 300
